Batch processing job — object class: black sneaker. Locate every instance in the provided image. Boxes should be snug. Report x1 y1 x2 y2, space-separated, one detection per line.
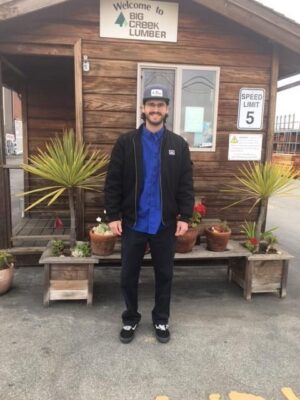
153 324 170 343
119 324 138 343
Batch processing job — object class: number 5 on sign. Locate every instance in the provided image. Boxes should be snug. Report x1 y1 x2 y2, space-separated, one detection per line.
237 88 265 130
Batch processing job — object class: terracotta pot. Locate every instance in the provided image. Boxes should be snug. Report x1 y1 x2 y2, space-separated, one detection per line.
175 227 198 253
205 227 231 252
0 264 14 295
89 230 117 256
195 222 206 245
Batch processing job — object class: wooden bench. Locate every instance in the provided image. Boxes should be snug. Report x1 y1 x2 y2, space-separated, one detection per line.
40 240 293 304
97 240 252 298
97 240 293 301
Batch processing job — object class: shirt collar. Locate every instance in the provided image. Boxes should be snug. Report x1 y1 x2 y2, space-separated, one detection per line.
142 125 164 142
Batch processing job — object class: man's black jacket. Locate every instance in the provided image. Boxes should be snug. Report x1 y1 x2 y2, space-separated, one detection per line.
104 125 194 228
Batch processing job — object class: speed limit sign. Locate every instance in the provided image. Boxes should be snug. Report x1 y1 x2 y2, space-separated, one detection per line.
237 88 265 130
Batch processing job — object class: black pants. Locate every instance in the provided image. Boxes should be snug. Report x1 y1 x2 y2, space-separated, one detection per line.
121 223 176 325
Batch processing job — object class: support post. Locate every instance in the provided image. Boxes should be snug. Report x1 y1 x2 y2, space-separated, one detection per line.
0 60 12 248
74 39 85 240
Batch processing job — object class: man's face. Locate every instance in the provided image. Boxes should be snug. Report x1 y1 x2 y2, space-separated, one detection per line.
142 100 168 126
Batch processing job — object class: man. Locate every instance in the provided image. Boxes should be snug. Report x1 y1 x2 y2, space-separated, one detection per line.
104 84 194 344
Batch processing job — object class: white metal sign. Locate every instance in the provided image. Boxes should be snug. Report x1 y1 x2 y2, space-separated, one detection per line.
228 133 263 160
237 88 265 130
100 0 179 42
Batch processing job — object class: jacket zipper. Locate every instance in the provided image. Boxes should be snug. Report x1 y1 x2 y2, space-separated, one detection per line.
160 139 165 226
132 137 138 227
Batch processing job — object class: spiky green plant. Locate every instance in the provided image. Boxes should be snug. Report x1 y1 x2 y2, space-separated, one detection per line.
18 129 109 246
0 251 14 270
224 162 299 251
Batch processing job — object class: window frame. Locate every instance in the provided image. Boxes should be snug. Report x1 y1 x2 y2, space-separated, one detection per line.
137 63 220 152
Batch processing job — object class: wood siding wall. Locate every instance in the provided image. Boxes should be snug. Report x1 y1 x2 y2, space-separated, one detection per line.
0 0 273 236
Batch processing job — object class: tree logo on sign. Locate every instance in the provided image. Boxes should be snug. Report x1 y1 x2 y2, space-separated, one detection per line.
115 12 128 27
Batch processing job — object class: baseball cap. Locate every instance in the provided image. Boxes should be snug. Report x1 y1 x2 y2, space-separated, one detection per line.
143 84 170 104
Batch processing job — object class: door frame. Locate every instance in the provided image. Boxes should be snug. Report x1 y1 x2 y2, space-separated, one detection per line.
0 59 12 248
0 40 84 247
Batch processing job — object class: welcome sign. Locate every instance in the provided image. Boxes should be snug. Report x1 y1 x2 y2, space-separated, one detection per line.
100 0 179 42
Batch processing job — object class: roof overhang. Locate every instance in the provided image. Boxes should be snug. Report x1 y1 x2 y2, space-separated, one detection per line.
1 0 300 78
0 0 72 21
192 0 300 54
192 0 300 78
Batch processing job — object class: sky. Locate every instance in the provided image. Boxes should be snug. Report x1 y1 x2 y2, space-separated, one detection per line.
256 0 300 124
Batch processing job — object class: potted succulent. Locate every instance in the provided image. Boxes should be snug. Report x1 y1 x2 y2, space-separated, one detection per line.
224 161 298 299
204 221 231 252
175 201 207 253
0 251 14 295
50 239 92 258
240 221 278 254
19 129 109 305
89 216 117 256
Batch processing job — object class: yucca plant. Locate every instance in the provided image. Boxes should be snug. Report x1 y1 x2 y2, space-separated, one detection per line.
223 162 299 251
19 129 109 246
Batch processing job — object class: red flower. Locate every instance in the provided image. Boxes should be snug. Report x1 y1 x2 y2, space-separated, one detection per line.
54 217 64 229
194 202 207 216
249 237 258 245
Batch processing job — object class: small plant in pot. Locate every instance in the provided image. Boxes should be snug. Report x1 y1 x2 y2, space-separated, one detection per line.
50 239 92 258
223 162 299 253
191 202 207 229
241 221 279 254
89 216 117 256
175 202 206 253
17 130 109 306
205 221 231 252
0 251 14 295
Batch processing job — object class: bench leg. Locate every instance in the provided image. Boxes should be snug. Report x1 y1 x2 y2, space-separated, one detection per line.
87 264 94 305
227 260 233 282
244 260 252 301
43 263 50 306
280 260 289 298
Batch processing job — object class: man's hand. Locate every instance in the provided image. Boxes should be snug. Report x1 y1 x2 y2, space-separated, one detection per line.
108 220 122 236
175 221 189 236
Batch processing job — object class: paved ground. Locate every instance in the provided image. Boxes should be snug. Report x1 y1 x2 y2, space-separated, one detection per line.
0 181 300 400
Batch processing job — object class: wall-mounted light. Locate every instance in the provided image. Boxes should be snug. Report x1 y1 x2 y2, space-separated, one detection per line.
82 55 90 72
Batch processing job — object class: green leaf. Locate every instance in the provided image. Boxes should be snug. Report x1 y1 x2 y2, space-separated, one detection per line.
19 129 110 211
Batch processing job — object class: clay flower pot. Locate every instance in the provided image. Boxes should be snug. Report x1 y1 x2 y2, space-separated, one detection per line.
0 264 14 295
89 229 117 256
205 225 231 252
175 227 199 253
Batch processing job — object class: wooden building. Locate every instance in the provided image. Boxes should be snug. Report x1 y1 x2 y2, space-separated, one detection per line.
1 0 300 249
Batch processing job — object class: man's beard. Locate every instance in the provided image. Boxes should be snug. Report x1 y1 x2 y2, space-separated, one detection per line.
145 112 165 126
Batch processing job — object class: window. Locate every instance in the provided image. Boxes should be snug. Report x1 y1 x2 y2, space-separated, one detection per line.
137 63 220 151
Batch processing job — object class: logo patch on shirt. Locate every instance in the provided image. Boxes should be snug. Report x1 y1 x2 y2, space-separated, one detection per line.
169 149 175 156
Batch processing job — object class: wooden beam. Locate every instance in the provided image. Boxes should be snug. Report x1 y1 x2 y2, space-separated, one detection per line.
0 42 73 57
0 55 26 78
74 39 83 143
74 39 84 240
0 0 72 21
278 80 300 92
192 0 300 54
266 45 279 162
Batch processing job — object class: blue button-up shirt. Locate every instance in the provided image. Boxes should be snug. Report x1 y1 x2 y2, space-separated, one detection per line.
133 126 164 234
